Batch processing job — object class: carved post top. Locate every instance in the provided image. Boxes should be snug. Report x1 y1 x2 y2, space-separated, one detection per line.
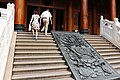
7 3 15 10
100 15 103 20
114 18 119 22
114 18 120 26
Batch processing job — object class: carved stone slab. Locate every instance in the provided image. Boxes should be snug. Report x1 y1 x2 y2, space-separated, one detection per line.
52 31 120 80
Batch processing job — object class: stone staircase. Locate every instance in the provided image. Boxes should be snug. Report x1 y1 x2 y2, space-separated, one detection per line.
82 35 120 74
11 32 74 80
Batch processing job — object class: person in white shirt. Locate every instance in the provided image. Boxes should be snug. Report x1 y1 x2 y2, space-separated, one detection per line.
29 10 41 39
40 9 52 35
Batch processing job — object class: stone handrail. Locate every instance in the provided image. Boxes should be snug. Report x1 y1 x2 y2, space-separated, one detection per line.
0 3 14 80
100 16 120 49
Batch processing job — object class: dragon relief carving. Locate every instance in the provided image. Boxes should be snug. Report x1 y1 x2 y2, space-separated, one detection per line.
54 32 116 80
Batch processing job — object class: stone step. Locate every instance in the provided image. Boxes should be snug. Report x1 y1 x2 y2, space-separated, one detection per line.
15 53 61 57
99 51 120 54
90 43 113 46
16 39 55 43
13 65 68 72
14 52 61 56
97 49 119 53
14 60 65 65
16 43 57 47
14 56 63 62
17 34 52 37
15 54 61 57
13 60 66 69
14 62 66 68
15 50 61 54
103 55 120 60
106 58 120 63
16 37 54 40
100 52 120 56
17 32 51 35
84 38 105 41
15 49 59 52
12 71 72 80
82 35 100 37
13 68 68 75
83 37 104 41
86 41 110 44
15 46 59 50
54 78 74 80
111 64 120 69
12 77 74 80
14 56 63 59
52 78 74 80
82 35 102 39
107 59 120 64
94 46 117 50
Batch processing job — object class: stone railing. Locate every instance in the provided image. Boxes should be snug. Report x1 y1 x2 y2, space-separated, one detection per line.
0 3 14 80
100 16 120 49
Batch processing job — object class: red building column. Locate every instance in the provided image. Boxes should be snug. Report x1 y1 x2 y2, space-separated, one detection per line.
68 0 73 32
80 0 88 34
15 0 25 31
110 0 116 21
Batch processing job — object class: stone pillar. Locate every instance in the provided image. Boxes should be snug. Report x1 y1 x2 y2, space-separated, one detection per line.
80 0 88 34
68 0 73 32
52 0 55 31
110 0 116 21
64 7 67 31
53 9 56 31
15 0 25 31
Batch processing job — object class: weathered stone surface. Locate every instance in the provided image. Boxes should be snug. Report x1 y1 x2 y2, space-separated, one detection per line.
52 31 120 80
